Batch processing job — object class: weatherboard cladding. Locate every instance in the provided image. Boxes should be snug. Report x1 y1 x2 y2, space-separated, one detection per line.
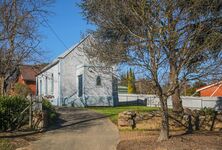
37 35 114 106
38 35 90 74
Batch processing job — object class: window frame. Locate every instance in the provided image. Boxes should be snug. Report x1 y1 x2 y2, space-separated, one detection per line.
96 76 102 86
78 74 83 97
40 79 42 96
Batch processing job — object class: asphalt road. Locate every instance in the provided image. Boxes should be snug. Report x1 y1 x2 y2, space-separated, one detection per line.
21 107 119 150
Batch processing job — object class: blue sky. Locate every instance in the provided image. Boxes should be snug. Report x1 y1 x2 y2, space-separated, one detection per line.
39 0 94 62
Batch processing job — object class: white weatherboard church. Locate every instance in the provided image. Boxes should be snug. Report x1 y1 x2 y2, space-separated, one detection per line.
36 36 118 107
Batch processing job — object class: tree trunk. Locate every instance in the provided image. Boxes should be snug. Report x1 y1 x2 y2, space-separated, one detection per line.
158 96 169 141
172 88 183 112
170 63 183 113
0 76 4 96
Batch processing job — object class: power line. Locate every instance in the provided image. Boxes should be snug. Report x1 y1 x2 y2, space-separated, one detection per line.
41 16 68 50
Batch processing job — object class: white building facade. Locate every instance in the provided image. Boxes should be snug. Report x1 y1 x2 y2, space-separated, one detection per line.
36 36 118 107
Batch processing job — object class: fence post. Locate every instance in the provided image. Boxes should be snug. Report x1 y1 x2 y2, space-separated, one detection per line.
201 99 203 108
28 94 32 128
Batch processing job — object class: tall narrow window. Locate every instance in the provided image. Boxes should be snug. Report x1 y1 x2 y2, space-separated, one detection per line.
45 76 48 95
78 75 83 97
40 80 42 96
96 76 101 86
51 74 54 95
36 78 38 96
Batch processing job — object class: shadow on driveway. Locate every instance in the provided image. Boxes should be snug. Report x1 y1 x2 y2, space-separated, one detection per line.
0 107 114 138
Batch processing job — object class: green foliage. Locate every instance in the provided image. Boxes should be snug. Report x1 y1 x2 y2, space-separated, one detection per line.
185 87 197 96
14 83 31 97
200 107 216 116
127 68 136 94
182 81 206 96
42 99 57 125
0 96 29 131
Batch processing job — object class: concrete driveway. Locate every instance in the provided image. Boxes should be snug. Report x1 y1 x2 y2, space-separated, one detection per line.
22 107 119 150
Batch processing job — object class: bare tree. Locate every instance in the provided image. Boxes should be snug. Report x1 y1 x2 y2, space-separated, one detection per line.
80 0 222 140
0 0 53 95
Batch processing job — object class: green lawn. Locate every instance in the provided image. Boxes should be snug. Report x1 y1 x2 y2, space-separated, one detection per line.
88 106 159 124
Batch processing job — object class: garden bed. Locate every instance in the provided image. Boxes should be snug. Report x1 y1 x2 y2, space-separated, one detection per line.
117 130 222 150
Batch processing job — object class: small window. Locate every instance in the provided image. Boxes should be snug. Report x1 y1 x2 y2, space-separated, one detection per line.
96 76 101 86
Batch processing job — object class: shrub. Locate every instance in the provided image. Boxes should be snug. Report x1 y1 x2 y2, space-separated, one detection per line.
0 96 29 131
200 107 217 116
14 83 32 97
42 99 57 125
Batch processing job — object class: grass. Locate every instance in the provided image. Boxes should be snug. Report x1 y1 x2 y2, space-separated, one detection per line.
88 106 159 124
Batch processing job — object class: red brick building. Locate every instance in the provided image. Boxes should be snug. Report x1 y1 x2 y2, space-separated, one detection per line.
16 65 43 95
196 81 222 97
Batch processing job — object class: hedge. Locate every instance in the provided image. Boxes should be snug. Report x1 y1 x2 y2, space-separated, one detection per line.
0 96 29 131
42 99 57 125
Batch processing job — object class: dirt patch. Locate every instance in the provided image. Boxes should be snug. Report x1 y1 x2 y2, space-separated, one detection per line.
117 131 222 150
0 132 42 150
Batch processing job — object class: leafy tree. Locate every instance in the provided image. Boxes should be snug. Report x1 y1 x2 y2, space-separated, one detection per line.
132 70 136 93
127 68 136 94
80 0 222 141
185 81 207 96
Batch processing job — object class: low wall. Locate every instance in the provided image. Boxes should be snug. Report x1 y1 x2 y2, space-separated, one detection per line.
118 94 222 110
118 110 222 131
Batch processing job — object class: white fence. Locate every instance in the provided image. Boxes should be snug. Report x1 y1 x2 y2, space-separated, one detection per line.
118 94 222 110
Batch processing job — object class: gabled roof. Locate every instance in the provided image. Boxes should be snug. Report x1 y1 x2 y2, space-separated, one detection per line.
196 81 222 92
20 65 45 81
38 35 91 75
